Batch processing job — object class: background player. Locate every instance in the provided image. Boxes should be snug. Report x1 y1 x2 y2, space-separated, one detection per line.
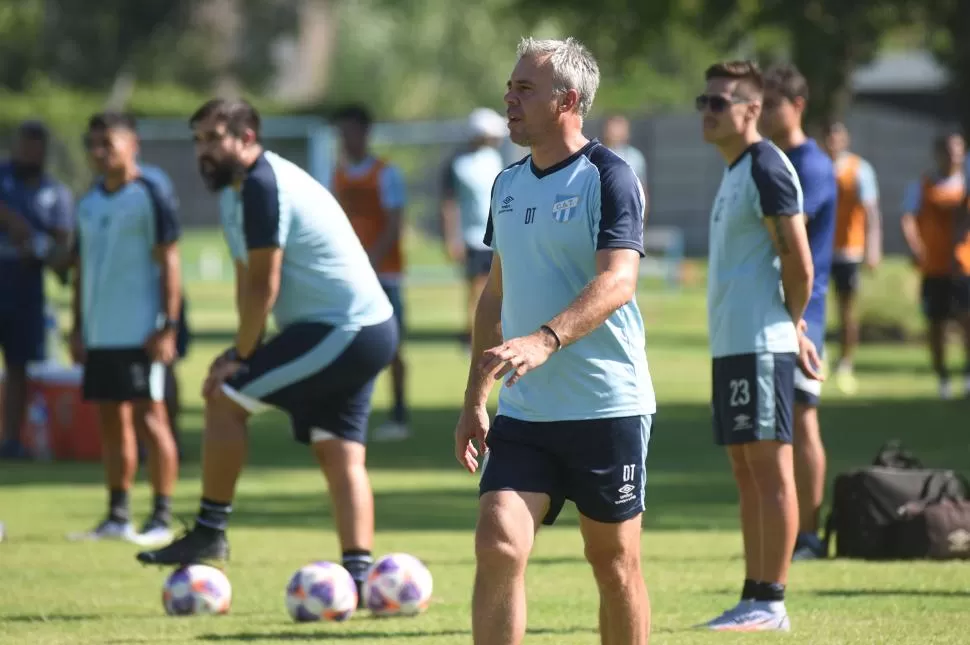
698 60 820 631
901 132 970 399
455 37 654 645
440 107 507 350
760 64 837 562
137 99 397 604
0 121 73 460
821 122 882 394
332 104 410 441
69 112 181 545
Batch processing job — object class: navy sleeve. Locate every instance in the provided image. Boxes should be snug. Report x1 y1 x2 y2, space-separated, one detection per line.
137 176 180 245
595 159 645 256
483 175 498 248
441 155 458 199
240 162 282 250
751 145 802 217
51 184 74 232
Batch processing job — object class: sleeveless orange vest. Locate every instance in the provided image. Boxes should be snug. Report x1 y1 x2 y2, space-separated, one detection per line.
331 158 403 276
916 174 970 276
833 154 867 258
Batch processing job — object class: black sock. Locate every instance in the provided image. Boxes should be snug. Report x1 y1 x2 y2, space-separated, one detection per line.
938 367 951 382
741 578 758 601
392 403 408 424
152 494 172 525
342 549 373 587
195 498 232 535
754 581 785 602
108 488 129 523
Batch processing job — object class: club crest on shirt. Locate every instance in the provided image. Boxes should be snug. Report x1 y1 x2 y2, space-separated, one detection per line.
551 194 581 222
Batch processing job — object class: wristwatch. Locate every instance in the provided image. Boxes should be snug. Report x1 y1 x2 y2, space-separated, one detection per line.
161 317 179 331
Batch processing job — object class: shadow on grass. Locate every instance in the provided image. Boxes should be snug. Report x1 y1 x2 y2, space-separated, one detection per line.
197 626 598 642
1 613 103 623
811 588 970 599
2 398 968 533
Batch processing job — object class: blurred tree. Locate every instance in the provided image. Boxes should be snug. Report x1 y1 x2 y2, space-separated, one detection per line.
700 0 915 129
923 0 970 136
0 0 45 90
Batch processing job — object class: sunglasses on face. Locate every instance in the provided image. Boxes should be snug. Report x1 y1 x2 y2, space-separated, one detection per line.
695 94 748 113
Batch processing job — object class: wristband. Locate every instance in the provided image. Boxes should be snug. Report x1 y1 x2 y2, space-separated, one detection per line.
539 325 562 351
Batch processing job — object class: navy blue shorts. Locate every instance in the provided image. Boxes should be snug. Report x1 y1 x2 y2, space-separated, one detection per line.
380 282 405 339
83 348 166 402
0 305 45 366
223 318 398 444
712 352 795 445
921 276 970 322
479 414 653 525
831 261 861 297
464 247 493 279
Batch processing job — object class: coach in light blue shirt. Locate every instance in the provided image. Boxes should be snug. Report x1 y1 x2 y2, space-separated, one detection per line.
454 37 654 645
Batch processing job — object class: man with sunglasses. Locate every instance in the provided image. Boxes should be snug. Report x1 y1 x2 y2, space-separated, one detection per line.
697 61 821 632
760 64 838 563
0 121 74 460
68 112 181 545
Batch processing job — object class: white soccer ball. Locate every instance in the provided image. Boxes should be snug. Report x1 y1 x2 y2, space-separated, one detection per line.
162 565 232 616
363 553 433 617
285 561 358 622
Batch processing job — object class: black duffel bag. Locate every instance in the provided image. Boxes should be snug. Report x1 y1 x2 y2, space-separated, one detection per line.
823 441 970 560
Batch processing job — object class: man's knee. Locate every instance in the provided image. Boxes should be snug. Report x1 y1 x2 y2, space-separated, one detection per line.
583 525 642 586
474 493 537 574
313 437 366 478
204 390 249 440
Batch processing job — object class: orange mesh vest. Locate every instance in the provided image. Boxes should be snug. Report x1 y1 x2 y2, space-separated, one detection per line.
332 159 403 276
916 174 970 276
834 154 866 258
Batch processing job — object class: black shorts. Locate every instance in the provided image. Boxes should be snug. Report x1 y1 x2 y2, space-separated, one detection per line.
712 352 795 446
831 261 861 297
83 348 166 402
0 302 45 366
921 276 970 322
479 414 653 526
222 318 398 445
465 247 493 279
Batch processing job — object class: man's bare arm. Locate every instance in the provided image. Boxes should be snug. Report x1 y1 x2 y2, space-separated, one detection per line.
464 254 503 408
863 201 883 264
544 248 640 347
764 214 813 323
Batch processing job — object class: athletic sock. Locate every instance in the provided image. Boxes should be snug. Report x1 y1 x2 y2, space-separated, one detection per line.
195 498 232 536
108 488 130 523
151 494 172 526
392 402 408 425
755 581 786 603
741 578 758 601
342 549 373 589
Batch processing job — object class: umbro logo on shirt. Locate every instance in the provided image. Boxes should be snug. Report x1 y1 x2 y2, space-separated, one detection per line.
498 195 515 214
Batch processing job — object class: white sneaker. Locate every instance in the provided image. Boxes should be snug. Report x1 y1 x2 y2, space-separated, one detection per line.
698 600 751 629
705 601 790 632
66 518 137 542
372 421 410 442
939 379 954 400
131 518 174 547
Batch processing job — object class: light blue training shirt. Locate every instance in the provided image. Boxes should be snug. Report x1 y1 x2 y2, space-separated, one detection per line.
76 173 179 348
219 150 393 330
485 140 655 422
444 145 505 250
707 139 803 359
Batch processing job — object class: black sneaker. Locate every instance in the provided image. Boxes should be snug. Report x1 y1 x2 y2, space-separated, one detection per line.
136 526 230 567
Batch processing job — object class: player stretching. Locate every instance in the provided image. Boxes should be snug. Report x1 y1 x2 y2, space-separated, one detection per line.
697 61 820 631
440 107 507 351
821 122 882 394
760 64 837 562
136 99 397 603
901 133 970 399
455 37 654 645
70 112 181 545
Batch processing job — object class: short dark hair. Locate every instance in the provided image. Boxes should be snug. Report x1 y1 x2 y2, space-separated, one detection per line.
704 60 763 98
934 130 964 152
88 111 137 133
189 98 262 138
17 120 49 145
332 103 373 129
821 121 847 136
764 63 809 103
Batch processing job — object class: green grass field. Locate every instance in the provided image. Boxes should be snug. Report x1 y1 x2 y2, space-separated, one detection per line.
2 231 969 644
